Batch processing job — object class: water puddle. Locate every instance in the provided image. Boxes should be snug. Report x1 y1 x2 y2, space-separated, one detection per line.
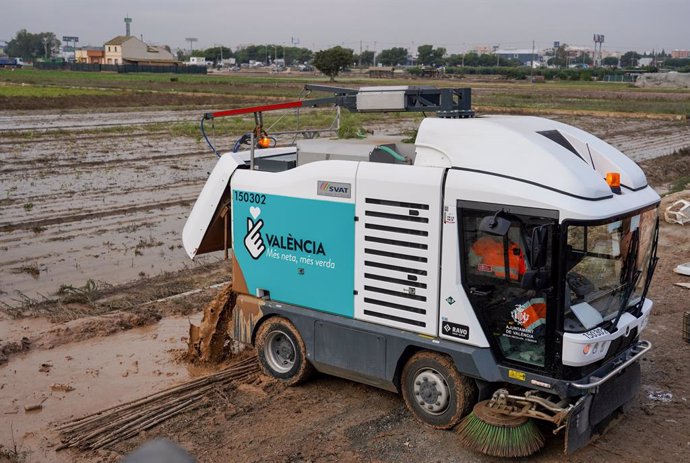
0 314 206 459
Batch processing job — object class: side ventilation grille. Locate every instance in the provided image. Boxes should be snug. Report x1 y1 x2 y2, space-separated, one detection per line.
360 197 433 329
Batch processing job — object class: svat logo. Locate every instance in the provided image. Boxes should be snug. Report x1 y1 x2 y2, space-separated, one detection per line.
317 181 351 198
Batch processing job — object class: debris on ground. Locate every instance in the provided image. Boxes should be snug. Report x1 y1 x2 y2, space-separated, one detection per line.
0 337 31 364
24 403 43 412
38 362 52 373
51 383 75 392
56 355 258 451
665 200 690 225
647 390 673 402
674 262 690 276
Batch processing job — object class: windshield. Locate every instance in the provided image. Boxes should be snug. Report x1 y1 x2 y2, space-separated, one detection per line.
563 208 658 332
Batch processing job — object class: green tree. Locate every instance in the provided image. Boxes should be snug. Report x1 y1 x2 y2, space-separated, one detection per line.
204 46 233 63
446 54 464 66
620 51 641 68
6 29 60 60
312 46 353 81
547 44 569 67
355 50 375 66
417 44 446 66
663 58 690 68
463 52 480 66
602 56 619 67
377 47 407 66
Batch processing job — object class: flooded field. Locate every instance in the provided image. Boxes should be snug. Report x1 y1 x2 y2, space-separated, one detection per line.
0 128 223 308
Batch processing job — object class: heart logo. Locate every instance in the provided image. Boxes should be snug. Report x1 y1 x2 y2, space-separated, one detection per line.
249 206 261 220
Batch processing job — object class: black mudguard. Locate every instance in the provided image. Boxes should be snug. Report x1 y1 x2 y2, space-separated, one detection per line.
565 362 641 454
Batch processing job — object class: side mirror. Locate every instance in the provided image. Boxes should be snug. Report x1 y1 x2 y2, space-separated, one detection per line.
522 224 552 290
529 225 550 268
521 268 551 290
479 214 511 236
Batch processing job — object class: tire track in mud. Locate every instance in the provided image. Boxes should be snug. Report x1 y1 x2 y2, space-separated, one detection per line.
0 197 195 232
0 149 210 174
0 120 222 306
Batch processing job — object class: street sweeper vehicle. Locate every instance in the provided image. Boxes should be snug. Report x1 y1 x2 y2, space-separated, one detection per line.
182 85 659 457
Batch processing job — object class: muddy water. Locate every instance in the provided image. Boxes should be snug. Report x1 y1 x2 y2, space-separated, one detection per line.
0 131 226 307
0 314 203 461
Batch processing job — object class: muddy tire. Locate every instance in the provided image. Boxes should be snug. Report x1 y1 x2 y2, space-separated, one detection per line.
255 317 313 386
401 351 477 429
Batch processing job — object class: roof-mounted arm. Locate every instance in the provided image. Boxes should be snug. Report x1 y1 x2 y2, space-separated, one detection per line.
199 84 473 157
204 85 474 120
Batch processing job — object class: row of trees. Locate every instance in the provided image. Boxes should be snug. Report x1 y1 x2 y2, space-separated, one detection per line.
5 29 687 74
4 29 61 60
177 44 314 65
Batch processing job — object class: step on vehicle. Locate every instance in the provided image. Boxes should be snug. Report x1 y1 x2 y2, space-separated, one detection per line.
183 85 659 457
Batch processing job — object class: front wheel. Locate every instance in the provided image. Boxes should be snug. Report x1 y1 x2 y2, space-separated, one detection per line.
401 351 477 429
255 317 313 386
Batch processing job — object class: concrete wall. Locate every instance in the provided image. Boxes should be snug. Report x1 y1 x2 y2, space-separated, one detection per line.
636 72 690 89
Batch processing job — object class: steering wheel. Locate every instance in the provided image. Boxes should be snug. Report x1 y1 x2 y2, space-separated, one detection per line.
566 272 595 298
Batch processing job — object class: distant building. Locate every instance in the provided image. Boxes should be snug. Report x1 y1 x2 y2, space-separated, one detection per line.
368 66 395 78
104 35 175 65
671 50 689 59
495 49 542 65
75 47 105 64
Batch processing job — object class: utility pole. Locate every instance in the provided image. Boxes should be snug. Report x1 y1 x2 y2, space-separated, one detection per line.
530 40 535 82
359 40 362 67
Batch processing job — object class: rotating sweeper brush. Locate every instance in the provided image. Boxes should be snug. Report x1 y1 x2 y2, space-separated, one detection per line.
457 400 545 458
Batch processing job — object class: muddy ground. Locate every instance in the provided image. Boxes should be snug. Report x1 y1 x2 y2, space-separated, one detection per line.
1 103 689 463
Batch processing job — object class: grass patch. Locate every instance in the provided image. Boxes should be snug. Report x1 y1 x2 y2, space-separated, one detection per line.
0 84 117 97
57 279 111 305
670 175 690 194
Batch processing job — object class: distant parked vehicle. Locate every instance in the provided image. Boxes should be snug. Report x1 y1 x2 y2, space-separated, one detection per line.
0 57 24 68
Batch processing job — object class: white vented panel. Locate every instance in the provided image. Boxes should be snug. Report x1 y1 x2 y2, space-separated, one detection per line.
354 163 444 336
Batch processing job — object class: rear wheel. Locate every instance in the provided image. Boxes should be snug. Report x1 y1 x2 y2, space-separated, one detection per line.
401 351 477 429
255 317 313 386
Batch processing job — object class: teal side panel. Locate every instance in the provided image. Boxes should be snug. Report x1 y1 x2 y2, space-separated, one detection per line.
232 190 355 318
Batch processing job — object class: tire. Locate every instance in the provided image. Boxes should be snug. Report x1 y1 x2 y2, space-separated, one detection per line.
401 351 477 429
255 317 313 386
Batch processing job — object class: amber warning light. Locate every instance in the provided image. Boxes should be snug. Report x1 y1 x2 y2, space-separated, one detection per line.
606 172 621 194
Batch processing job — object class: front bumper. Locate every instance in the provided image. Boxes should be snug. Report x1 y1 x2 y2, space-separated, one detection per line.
563 340 649 454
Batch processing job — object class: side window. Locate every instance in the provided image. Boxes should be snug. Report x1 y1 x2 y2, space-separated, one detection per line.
460 208 552 367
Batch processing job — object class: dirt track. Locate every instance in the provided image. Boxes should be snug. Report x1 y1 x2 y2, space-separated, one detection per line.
1 106 689 462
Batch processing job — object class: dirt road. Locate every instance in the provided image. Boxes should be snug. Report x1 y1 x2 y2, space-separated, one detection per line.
1 107 689 462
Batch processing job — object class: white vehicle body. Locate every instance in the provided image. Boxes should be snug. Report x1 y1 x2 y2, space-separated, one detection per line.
183 88 660 453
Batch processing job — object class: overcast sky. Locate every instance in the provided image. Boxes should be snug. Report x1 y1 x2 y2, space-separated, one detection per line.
2 0 688 53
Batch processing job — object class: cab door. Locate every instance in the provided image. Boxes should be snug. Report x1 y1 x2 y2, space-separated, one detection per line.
457 201 558 369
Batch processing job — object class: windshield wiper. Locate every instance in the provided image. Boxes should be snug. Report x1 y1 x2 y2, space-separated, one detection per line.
631 217 660 317
608 228 641 331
